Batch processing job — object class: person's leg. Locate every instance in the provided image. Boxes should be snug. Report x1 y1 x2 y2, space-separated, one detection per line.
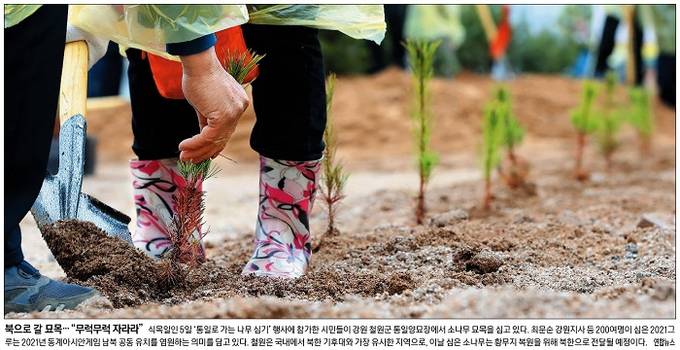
632 13 644 86
4 5 96 313
243 24 326 162
4 5 67 267
387 4 408 69
241 24 325 278
657 53 675 107
126 49 205 260
594 15 619 78
87 42 123 97
127 49 199 161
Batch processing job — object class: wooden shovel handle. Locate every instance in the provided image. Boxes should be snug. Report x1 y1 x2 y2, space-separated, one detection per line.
623 5 636 86
58 41 89 125
476 5 498 45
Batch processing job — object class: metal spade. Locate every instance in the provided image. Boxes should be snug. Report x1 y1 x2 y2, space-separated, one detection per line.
30 41 131 244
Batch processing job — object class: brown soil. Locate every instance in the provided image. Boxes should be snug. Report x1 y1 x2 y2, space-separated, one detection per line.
29 140 675 318
40 220 418 309
41 220 163 307
86 69 675 163
9 72 675 319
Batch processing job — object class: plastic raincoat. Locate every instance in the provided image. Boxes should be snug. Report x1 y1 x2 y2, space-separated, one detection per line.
403 5 464 48
68 5 386 60
4 4 41 28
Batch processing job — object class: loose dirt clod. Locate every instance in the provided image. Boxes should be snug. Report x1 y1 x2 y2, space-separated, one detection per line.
637 213 673 230
42 220 164 307
465 250 504 274
429 209 469 228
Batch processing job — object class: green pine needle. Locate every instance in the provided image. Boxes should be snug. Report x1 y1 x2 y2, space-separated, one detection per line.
494 86 524 149
221 49 265 84
404 39 441 184
177 159 220 182
570 80 599 134
320 73 348 234
481 103 503 179
593 70 623 157
626 87 653 137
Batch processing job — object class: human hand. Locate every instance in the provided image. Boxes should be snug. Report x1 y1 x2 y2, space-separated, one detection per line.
178 47 249 163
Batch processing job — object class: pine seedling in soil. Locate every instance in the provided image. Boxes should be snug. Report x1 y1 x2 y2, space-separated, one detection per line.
480 103 503 210
494 86 528 188
594 71 623 171
570 80 599 181
626 86 653 156
314 73 348 253
404 39 440 225
161 50 263 287
160 161 219 287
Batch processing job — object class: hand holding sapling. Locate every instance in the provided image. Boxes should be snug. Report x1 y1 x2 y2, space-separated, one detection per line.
179 47 250 163
161 50 263 286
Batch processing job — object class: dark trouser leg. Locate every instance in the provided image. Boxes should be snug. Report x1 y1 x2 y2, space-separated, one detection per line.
657 53 676 107
88 42 123 97
386 4 408 69
4 5 68 267
595 15 619 77
242 24 326 161
368 4 408 73
126 49 199 160
632 15 644 86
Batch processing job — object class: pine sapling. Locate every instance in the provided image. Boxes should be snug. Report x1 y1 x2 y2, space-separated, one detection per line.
594 71 623 171
481 103 503 210
161 50 263 286
626 87 653 156
314 73 348 253
494 86 528 188
570 80 598 181
160 161 219 286
405 39 440 225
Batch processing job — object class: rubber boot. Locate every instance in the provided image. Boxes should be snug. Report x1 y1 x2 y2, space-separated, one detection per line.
242 156 321 278
130 158 205 262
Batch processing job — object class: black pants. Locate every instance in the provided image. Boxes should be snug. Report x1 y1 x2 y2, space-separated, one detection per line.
368 5 407 73
657 53 675 107
128 24 326 162
88 42 123 97
595 14 644 85
4 5 68 267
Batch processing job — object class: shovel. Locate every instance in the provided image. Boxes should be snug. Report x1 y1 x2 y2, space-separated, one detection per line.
476 4 512 81
30 41 132 244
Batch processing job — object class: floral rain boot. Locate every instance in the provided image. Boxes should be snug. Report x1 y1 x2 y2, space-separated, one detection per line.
242 156 321 278
130 158 205 262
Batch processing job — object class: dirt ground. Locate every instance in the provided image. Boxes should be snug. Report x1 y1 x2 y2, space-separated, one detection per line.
7 70 676 318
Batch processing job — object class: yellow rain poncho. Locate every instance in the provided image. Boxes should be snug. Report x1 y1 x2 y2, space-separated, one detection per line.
4 4 41 28
404 5 465 48
68 5 386 60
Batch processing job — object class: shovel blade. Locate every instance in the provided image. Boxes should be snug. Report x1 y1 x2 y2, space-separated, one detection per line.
77 193 132 244
31 114 132 244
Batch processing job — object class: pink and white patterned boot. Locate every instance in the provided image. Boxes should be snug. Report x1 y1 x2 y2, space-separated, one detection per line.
242 156 321 278
130 158 205 261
